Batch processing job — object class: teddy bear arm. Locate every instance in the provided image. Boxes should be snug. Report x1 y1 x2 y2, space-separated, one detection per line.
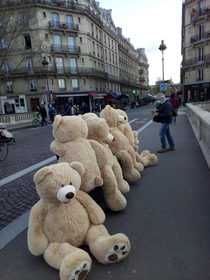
88 139 107 168
76 190 105 224
27 200 49 256
50 140 66 157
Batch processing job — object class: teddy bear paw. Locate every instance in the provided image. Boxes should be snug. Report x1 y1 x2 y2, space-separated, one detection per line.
68 261 91 280
104 241 130 264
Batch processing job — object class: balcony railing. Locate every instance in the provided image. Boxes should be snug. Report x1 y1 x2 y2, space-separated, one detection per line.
182 54 210 67
49 20 79 31
190 31 210 44
191 5 210 22
51 44 81 53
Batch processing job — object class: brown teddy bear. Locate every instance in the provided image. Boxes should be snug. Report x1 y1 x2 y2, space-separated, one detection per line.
100 105 142 182
85 115 130 211
117 109 158 167
50 115 103 193
27 162 131 280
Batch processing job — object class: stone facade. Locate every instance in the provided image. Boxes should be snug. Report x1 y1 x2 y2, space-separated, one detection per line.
0 0 150 114
181 0 210 103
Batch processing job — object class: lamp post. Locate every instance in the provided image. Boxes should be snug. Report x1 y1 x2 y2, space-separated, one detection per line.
42 57 51 103
158 40 167 80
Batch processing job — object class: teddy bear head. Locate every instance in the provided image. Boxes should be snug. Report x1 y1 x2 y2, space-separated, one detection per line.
100 105 126 127
85 116 114 143
52 115 88 143
33 162 84 204
116 109 128 124
108 127 130 155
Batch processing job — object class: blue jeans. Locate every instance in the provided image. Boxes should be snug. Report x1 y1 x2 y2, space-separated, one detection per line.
159 123 175 149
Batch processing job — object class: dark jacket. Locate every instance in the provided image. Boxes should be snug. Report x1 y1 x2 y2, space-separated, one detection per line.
157 100 173 124
63 105 72 116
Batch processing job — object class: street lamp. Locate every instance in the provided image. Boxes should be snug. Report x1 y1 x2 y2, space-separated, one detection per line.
158 40 167 80
42 57 51 103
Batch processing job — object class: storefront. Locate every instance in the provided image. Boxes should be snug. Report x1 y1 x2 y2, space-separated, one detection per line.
183 82 210 103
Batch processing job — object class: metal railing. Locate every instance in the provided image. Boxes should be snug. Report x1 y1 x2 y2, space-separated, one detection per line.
191 5 210 21
182 54 210 67
49 20 79 31
51 44 80 53
190 31 210 44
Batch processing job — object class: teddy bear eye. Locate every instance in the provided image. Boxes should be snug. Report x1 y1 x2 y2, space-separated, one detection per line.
70 182 72 185
61 184 64 187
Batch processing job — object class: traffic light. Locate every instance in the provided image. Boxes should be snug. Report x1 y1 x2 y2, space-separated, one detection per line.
132 89 136 94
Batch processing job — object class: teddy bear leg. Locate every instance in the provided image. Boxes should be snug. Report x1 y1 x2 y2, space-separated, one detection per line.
85 225 131 264
128 146 144 172
44 242 92 280
147 154 158 166
135 152 150 167
112 157 130 193
101 166 127 211
116 151 141 182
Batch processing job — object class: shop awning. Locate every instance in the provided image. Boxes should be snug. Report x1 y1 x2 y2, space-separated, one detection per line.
89 92 104 99
107 92 120 99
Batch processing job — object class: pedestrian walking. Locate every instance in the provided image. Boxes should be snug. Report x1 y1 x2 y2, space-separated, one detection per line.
169 93 179 124
63 102 72 116
49 104 56 123
152 93 175 153
38 105 47 126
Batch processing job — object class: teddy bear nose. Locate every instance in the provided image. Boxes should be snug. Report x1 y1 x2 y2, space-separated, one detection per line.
66 192 74 199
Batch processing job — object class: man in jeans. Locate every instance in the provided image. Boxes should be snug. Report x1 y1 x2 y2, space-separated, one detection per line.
152 93 175 153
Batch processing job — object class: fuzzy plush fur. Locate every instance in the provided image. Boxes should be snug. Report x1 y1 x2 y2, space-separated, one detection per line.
27 162 131 280
85 116 129 211
50 115 103 193
117 109 158 167
100 105 142 182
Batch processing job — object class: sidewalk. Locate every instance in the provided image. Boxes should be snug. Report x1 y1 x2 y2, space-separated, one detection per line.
1 112 210 280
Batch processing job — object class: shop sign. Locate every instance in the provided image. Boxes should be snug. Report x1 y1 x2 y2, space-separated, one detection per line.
202 83 209 88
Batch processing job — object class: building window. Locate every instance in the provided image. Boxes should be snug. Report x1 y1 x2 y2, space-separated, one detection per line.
49 79 54 85
4 60 10 75
83 79 86 84
198 1 205 16
52 13 59 28
58 79 66 91
81 58 84 64
197 47 203 62
30 80 37 92
24 34 32 49
197 69 203 81
0 16 4 27
198 24 204 40
72 79 79 90
43 12 46 18
27 57 34 72
22 13 29 26
48 56 51 62
78 17 80 23
6 81 13 93
79 37 82 43
1 38 7 50
45 34 49 39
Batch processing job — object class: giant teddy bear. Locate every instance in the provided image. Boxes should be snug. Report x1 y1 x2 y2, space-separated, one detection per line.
117 109 158 167
50 115 103 193
100 105 142 182
27 162 131 280
84 115 130 210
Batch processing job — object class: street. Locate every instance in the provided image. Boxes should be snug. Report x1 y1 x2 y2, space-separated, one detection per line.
0 104 155 231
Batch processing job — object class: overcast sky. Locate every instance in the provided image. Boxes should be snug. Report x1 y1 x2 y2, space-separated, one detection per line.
99 0 183 85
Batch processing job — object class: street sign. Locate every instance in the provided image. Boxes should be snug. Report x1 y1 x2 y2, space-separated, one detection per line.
160 83 167 91
45 90 52 94
156 80 171 85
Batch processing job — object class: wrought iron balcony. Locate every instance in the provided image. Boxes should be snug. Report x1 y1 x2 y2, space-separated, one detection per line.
191 5 210 22
182 54 210 67
190 31 210 44
49 20 79 31
51 44 81 53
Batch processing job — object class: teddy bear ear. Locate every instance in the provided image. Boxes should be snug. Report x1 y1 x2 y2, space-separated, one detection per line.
69 162 85 177
34 166 53 184
53 115 62 130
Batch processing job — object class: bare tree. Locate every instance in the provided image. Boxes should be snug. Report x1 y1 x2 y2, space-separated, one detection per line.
0 0 45 81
